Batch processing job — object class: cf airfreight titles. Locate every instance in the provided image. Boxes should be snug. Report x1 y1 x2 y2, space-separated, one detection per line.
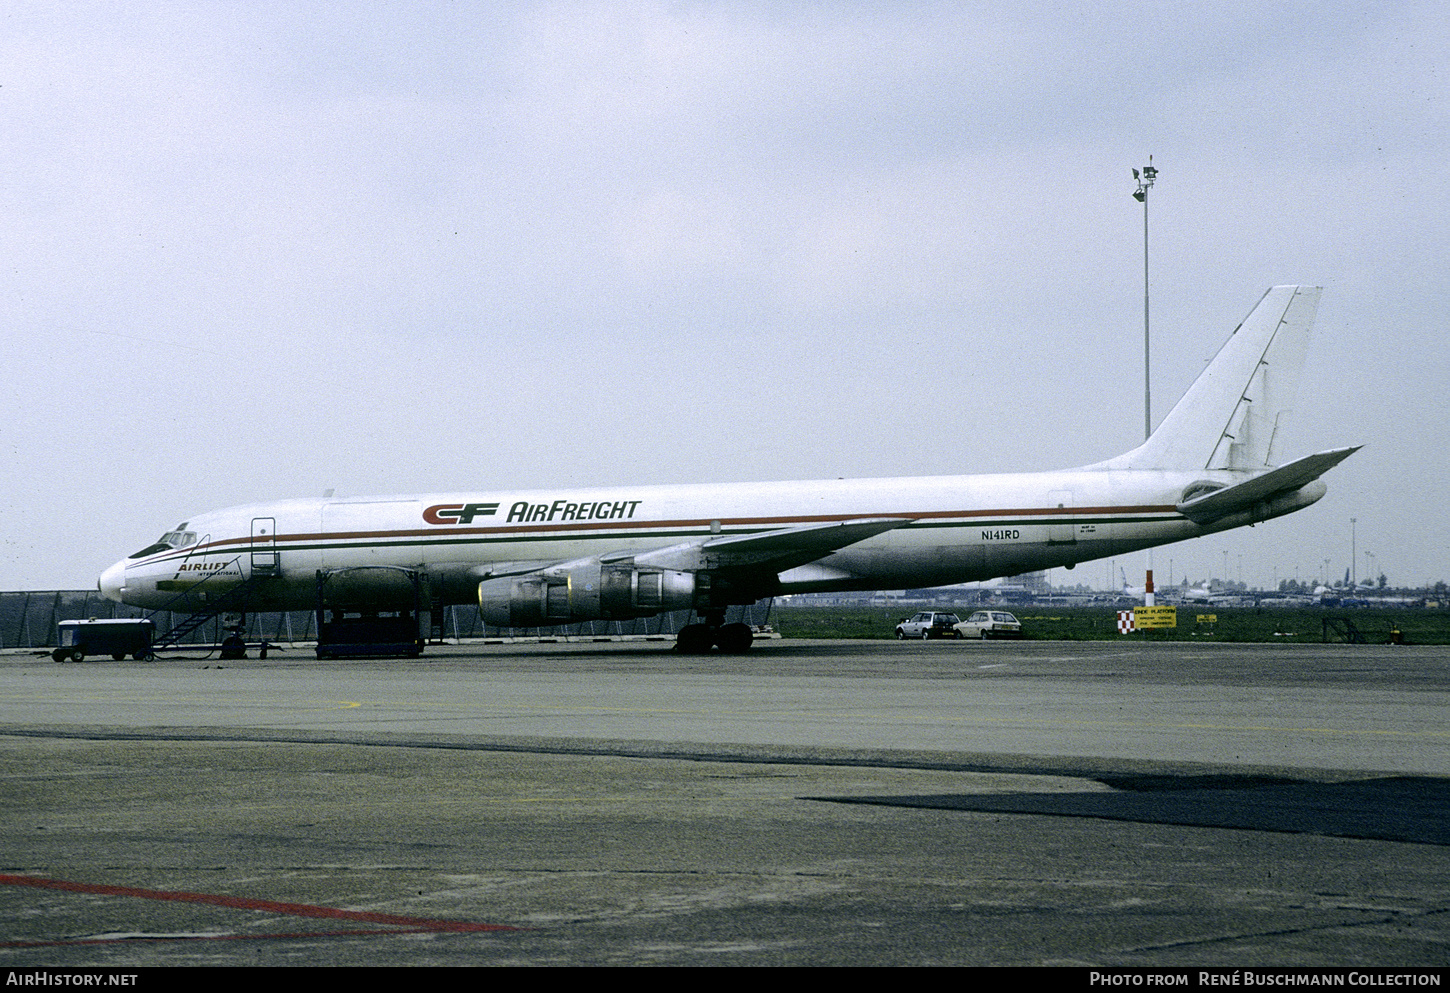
423 500 644 525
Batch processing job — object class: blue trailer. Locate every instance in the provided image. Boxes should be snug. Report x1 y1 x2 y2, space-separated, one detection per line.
54 618 155 662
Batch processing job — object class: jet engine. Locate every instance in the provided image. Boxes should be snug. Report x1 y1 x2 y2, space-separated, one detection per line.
477 556 698 627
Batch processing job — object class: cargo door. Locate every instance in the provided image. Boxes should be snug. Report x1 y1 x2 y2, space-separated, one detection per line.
1047 490 1075 545
321 500 421 568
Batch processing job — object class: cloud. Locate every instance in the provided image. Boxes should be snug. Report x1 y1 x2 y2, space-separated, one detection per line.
2 1 1446 589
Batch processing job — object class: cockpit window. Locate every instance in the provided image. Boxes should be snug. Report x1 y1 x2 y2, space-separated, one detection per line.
128 530 199 559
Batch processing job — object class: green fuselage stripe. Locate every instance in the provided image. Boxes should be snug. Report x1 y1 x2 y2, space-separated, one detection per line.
139 509 1183 569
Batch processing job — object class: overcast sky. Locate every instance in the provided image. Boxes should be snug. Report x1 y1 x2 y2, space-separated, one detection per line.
3 1 1446 592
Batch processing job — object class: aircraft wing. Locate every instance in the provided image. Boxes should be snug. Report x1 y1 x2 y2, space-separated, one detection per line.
1177 446 1360 524
475 517 914 628
616 517 914 574
474 560 563 580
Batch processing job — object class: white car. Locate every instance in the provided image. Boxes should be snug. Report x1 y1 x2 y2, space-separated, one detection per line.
894 612 962 640
953 611 1023 639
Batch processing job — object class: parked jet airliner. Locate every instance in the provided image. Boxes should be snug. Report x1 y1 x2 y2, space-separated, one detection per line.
100 286 1357 653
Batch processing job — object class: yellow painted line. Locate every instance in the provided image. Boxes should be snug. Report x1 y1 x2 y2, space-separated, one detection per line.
251 698 1450 739
5 691 1445 741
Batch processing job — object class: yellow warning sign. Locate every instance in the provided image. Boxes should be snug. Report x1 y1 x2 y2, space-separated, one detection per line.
1134 606 1178 629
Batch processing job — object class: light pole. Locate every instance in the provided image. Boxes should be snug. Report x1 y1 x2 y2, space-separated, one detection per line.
1133 158 1158 606
1133 157 1157 442
1351 517 1357 587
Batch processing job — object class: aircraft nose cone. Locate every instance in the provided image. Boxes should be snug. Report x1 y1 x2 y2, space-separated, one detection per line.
98 561 127 603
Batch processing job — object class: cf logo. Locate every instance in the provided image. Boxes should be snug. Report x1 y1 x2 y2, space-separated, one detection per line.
423 503 498 525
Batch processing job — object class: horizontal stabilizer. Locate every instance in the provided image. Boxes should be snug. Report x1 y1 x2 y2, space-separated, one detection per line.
1177 446 1360 523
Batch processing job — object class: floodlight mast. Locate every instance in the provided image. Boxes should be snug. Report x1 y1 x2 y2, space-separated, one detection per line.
1132 157 1158 608
1133 156 1157 441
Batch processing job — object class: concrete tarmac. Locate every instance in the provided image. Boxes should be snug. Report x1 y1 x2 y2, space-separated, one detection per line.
1 639 1447 966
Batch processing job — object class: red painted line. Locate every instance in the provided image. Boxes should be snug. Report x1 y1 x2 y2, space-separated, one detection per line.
3 928 430 949
0 873 517 938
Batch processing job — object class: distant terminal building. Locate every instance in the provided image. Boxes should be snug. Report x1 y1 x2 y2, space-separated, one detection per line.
1008 571 1051 594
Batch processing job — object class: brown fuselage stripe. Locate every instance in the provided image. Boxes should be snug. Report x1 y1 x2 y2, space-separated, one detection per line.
181 504 1180 551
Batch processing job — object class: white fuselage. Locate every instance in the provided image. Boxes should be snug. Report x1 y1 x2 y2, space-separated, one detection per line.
99 464 1318 614
96 286 1350 636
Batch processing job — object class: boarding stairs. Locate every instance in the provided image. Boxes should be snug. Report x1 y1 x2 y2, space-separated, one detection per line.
148 559 270 651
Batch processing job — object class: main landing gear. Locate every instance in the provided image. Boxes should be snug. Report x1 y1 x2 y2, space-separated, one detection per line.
674 611 754 654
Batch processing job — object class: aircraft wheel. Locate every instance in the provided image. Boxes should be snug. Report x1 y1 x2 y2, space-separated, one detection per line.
675 624 714 654
716 623 753 654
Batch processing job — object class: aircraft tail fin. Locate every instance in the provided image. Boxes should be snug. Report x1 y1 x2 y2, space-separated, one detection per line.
1097 285 1321 471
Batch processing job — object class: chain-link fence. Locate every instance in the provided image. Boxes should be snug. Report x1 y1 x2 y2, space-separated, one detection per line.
0 590 773 649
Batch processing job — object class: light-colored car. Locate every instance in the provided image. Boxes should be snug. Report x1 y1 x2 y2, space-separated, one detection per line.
895 611 962 640
953 610 1023 639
